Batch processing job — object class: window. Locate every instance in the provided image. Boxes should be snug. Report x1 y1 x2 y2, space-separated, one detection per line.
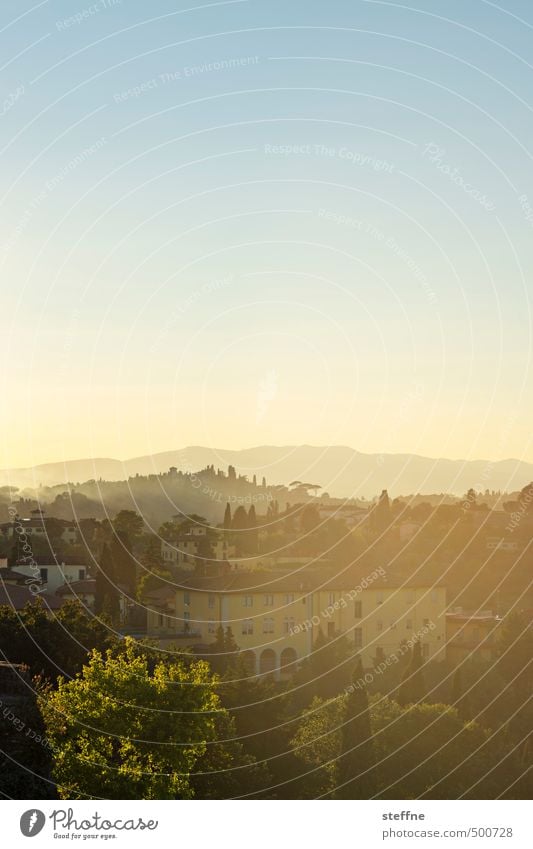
377 620 383 632
353 627 362 648
328 592 335 605
158 613 163 626
375 647 385 661
242 619 254 635
78 569 85 580
423 618 430 627
283 617 295 634
243 595 253 607
208 594 215 609
406 619 412 630
184 592 190 606
327 621 335 638
284 594 295 604
183 611 190 621
354 600 362 618
208 620 216 634
263 617 274 634
377 591 384 605
40 568 48 583
264 594 274 606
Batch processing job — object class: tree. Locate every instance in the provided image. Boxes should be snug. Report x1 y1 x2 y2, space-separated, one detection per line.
109 531 137 593
112 510 143 540
223 502 232 530
338 656 377 798
0 598 118 683
94 543 120 623
0 676 56 799
208 626 239 674
40 639 223 799
295 629 353 702
247 505 258 554
190 703 267 798
397 641 425 706
136 536 171 601
451 665 471 721
232 506 249 556
291 696 344 797
292 695 526 799
300 504 320 533
372 489 391 533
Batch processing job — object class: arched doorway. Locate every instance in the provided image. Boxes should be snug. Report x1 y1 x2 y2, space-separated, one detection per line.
240 650 256 675
259 648 276 675
280 647 298 674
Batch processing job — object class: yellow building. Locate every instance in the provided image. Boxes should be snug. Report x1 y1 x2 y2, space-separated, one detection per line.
146 567 447 677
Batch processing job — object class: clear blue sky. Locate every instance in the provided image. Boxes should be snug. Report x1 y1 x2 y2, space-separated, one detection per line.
1 0 532 467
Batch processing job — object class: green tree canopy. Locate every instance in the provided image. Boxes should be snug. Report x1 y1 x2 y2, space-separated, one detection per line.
40 639 224 799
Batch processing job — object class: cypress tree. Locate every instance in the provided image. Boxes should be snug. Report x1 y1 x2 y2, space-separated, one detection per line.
397 641 425 705
338 656 377 798
95 543 120 623
247 505 258 553
232 506 249 556
223 502 232 530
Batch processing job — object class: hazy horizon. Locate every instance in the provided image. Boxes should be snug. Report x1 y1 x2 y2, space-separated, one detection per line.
3 441 533 470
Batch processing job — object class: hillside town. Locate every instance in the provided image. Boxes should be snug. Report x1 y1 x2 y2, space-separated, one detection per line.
0 467 531 800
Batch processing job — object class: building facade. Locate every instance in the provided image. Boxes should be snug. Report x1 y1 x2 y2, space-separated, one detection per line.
146 569 447 677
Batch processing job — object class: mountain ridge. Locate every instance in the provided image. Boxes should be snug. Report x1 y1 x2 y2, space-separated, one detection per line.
1 445 532 498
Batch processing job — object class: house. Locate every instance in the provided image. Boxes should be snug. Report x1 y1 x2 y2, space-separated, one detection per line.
0 508 78 546
146 568 447 678
55 579 97 609
0 580 63 612
161 534 235 568
56 578 129 620
318 504 368 527
11 557 87 594
445 608 501 664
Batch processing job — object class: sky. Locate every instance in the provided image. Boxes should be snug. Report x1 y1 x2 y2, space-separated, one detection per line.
1 0 533 469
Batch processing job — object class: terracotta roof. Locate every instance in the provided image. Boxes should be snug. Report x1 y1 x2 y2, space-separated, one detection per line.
56 579 96 595
166 568 444 594
15 556 85 566
0 568 28 584
0 581 63 610
56 579 128 596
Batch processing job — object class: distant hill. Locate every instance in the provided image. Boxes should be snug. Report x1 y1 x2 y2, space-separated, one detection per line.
1 445 532 498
